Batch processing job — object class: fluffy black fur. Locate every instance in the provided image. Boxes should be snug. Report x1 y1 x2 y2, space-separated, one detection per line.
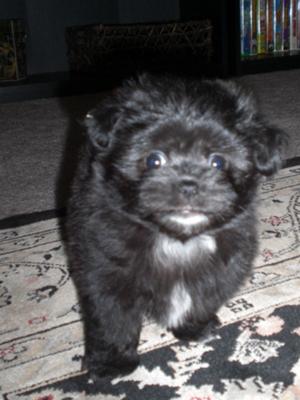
67 74 286 380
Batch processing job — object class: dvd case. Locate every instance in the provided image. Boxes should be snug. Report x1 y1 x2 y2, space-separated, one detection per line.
258 0 267 53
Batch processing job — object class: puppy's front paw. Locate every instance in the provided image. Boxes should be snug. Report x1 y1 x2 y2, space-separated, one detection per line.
171 315 220 342
86 352 140 381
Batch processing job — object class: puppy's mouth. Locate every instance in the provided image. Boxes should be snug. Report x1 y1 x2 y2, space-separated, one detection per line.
166 209 209 227
158 207 209 231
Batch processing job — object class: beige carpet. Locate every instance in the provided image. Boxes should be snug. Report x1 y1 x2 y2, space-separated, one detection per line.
1 162 300 399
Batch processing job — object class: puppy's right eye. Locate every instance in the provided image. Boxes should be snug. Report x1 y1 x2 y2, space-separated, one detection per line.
209 154 226 171
146 151 167 169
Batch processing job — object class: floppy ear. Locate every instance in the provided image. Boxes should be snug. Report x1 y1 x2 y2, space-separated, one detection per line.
223 82 288 176
84 99 120 150
251 124 287 176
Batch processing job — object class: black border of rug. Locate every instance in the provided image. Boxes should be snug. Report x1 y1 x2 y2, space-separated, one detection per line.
285 156 300 168
0 208 66 230
0 157 299 231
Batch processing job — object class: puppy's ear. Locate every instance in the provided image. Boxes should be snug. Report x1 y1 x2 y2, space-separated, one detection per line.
84 100 120 150
251 124 287 176
221 82 287 176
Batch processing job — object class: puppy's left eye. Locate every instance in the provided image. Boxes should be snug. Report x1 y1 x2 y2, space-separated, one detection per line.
209 154 226 170
146 151 167 169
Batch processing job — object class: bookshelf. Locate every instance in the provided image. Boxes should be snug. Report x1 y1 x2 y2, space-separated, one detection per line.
232 0 300 74
2 1 300 103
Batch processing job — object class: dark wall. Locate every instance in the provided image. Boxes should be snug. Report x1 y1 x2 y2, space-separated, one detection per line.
25 0 119 74
0 0 180 75
0 0 25 19
118 0 179 23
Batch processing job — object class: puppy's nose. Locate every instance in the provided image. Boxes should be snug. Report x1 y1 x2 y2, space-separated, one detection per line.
179 180 199 197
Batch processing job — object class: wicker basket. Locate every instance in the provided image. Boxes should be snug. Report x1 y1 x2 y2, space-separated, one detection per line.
0 19 26 81
66 20 212 75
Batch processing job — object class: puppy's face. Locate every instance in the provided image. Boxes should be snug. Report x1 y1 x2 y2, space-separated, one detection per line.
84 76 286 239
115 122 251 238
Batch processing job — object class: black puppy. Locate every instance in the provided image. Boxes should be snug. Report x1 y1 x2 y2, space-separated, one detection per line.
67 74 285 380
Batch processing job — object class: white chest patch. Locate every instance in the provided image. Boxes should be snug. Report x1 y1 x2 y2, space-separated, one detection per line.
153 233 217 268
166 284 192 329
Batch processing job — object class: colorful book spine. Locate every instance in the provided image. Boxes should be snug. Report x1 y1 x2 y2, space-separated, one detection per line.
258 0 267 52
290 0 297 49
241 0 245 55
252 0 258 53
275 0 284 51
266 0 275 51
297 0 300 48
283 0 290 49
242 0 252 55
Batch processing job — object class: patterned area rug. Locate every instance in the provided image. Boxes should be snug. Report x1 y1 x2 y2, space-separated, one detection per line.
1 161 300 400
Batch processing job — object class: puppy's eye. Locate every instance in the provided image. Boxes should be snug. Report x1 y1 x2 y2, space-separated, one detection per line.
209 154 226 170
146 151 167 169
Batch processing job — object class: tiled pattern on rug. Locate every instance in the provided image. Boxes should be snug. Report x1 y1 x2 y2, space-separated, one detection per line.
0 165 300 399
